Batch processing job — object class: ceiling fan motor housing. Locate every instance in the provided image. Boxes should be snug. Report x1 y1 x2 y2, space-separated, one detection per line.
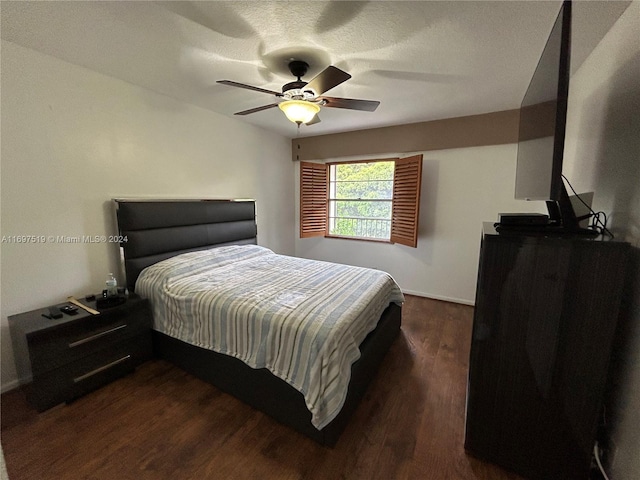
282 87 316 101
282 80 307 93
283 60 315 99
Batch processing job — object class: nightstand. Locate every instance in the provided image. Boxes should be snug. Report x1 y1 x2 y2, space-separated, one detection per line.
8 295 153 412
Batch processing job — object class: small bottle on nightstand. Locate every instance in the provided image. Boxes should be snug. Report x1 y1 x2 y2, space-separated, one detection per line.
106 273 118 297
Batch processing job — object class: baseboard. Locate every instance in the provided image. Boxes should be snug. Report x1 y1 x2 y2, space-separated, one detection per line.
1 378 23 394
402 289 475 306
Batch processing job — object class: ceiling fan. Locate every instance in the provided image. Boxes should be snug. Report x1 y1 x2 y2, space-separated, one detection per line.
217 60 380 126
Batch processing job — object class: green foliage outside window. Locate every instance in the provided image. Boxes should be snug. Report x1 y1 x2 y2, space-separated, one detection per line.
329 161 394 239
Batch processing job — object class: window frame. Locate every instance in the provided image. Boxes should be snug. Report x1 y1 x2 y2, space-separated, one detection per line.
327 158 396 242
300 155 422 247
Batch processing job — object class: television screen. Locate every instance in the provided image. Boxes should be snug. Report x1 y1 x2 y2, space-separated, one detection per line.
515 1 571 202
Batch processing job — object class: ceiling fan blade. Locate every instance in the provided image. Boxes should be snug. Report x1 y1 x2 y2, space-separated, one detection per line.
234 103 279 116
320 96 380 112
217 80 282 97
304 66 351 96
306 114 321 126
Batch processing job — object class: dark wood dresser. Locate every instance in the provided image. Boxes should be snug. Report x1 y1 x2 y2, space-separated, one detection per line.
8 295 153 412
464 223 630 479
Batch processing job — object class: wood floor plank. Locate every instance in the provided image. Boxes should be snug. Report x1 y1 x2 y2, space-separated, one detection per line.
1 295 524 480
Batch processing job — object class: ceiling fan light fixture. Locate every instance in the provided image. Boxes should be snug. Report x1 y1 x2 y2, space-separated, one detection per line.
278 100 320 125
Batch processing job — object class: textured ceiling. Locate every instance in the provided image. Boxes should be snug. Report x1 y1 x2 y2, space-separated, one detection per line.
0 1 631 139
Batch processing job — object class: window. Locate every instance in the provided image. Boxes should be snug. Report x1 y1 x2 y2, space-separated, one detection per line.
300 155 422 247
329 161 394 240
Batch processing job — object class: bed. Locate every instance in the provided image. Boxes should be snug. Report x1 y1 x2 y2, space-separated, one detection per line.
115 199 403 445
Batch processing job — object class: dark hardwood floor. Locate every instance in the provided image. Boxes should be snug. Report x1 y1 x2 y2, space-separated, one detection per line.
1 295 523 480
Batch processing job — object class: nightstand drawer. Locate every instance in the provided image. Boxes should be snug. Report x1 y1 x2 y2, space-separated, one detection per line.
28 300 152 375
28 333 152 412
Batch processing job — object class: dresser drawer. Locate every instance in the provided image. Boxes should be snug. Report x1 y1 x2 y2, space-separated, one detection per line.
28 333 152 412
28 300 152 375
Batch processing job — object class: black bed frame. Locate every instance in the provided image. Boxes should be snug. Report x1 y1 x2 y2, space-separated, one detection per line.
115 199 401 446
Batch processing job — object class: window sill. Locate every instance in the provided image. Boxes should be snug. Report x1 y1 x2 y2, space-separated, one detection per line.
325 234 392 244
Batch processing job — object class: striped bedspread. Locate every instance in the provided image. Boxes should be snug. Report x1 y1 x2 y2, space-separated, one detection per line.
136 245 404 429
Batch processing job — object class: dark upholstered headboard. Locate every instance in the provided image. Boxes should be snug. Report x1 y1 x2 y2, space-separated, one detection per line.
115 199 257 292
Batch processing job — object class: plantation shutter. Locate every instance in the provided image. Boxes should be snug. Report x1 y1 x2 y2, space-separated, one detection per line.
390 155 423 247
300 161 328 238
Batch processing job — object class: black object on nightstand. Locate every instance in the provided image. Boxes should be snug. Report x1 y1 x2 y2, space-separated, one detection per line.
8 295 153 412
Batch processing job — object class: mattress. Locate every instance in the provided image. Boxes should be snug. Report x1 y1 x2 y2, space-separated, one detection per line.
135 245 404 428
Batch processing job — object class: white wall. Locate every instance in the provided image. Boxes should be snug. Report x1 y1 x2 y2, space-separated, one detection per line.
562 2 640 478
294 145 544 304
0 41 295 390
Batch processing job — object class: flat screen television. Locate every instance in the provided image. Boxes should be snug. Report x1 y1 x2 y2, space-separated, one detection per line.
514 0 593 234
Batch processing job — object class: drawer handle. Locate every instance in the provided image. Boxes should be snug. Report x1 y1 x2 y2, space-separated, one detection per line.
68 324 127 348
73 355 131 383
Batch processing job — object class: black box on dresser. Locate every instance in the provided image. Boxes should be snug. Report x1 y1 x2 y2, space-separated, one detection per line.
9 295 153 412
